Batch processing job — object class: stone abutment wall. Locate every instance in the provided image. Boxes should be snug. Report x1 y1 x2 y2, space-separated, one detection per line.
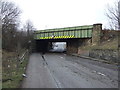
89 49 119 63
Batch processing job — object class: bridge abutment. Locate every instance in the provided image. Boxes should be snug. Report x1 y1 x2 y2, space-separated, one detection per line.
66 38 91 54
66 39 79 54
92 23 102 45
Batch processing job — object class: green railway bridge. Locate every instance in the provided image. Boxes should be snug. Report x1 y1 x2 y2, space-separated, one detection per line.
33 23 102 54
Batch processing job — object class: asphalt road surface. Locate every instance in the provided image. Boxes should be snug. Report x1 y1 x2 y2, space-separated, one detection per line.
22 53 118 88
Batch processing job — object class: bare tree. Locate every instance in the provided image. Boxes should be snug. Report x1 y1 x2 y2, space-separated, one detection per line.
0 0 21 51
1 0 21 25
106 0 120 30
22 20 35 49
24 20 35 36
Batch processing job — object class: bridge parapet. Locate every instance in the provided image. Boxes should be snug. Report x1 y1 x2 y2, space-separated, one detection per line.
34 25 93 39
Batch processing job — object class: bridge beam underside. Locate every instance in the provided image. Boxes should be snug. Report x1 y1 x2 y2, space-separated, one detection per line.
34 38 91 54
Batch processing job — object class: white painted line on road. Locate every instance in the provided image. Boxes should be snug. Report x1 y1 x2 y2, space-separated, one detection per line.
47 67 62 88
60 57 63 59
92 70 97 73
43 58 62 88
97 72 106 76
92 70 106 76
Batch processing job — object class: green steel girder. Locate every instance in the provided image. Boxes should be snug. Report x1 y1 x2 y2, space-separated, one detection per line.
34 25 93 39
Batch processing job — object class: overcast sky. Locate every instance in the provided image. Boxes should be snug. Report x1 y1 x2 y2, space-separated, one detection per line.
9 0 115 30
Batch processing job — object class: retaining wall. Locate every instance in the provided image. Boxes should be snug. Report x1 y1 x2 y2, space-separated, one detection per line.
89 49 119 63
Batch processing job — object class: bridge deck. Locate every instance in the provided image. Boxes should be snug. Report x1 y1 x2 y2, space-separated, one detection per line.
34 25 93 39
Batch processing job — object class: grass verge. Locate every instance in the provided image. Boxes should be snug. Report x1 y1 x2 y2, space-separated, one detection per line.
2 50 29 88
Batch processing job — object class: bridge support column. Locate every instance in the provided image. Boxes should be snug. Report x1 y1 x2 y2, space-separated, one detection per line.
66 39 79 54
92 24 102 45
48 42 52 51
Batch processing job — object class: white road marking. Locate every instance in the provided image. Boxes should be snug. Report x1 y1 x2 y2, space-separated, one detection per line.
60 57 63 58
92 70 97 73
63 54 66 56
92 70 106 76
43 57 62 88
97 72 106 76
47 66 62 88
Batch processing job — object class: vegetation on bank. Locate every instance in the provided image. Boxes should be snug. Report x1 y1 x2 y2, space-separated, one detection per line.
1 0 34 88
79 35 118 51
2 50 29 88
